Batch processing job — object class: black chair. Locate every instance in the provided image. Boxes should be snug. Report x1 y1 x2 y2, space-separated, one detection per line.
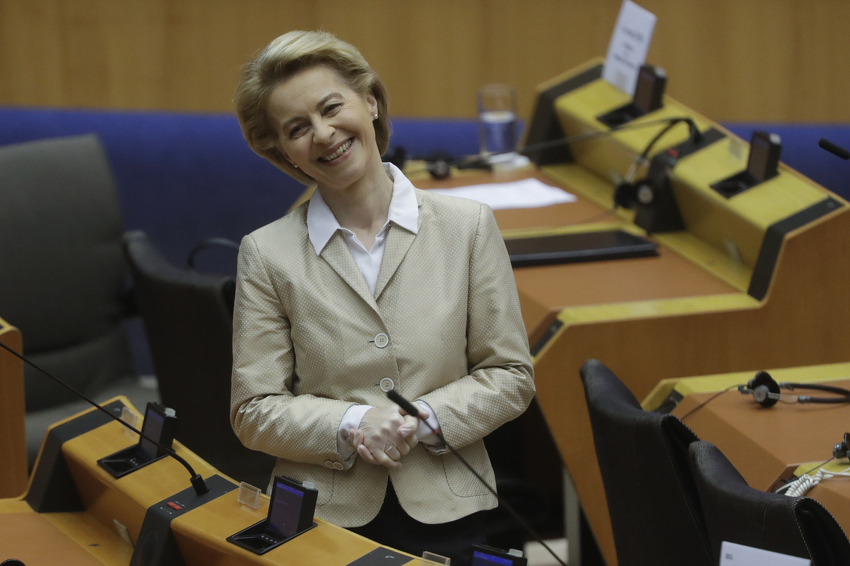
689 440 850 565
579 358 713 566
123 230 275 488
0 135 158 465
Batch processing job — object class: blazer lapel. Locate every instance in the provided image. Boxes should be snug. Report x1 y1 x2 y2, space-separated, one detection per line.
374 223 416 300
320 232 379 313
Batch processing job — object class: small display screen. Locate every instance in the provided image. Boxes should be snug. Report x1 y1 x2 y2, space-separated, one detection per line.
747 133 772 181
137 407 165 462
268 480 305 538
472 551 516 565
633 66 657 112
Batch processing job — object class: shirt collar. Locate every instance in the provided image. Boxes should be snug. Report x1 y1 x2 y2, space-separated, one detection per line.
306 162 419 255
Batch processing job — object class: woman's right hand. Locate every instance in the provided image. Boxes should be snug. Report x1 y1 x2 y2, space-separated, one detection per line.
350 405 427 469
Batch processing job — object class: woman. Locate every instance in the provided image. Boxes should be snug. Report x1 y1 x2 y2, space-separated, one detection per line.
230 30 535 563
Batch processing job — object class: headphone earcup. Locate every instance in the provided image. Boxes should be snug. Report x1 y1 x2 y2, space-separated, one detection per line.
426 159 451 180
834 433 850 459
747 370 781 407
384 146 407 170
613 182 638 209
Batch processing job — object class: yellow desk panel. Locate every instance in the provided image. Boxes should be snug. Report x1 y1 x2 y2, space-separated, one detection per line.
0 398 421 566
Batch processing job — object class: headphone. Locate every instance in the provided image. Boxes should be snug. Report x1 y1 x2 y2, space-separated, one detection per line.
775 435 850 497
612 150 678 212
834 433 850 459
613 178 656 210
738 370 850 408
384 146 463 180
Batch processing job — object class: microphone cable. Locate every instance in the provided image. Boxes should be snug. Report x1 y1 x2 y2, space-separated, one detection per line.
773 457 848 497
621 116 699 185
678 385 738 422
0 340 210 495
387 390 567 566
407 115 703 182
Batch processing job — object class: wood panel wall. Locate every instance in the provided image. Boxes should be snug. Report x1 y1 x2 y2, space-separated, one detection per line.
0 0 847 122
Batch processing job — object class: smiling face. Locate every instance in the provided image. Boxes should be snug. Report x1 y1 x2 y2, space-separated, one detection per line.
267 65 383 194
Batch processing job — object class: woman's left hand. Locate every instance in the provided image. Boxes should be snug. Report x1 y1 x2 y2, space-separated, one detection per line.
347 405 423 468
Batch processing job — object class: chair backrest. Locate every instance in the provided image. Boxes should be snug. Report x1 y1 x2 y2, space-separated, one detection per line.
0 134 134 411
689 440 850 565
579 358 713 566
123 230 274 488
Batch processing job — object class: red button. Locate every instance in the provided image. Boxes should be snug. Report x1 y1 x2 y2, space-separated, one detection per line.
167 501 183 510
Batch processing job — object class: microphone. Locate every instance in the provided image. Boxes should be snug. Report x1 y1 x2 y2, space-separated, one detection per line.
415 115 703 180
386 390 567 566
0 340 209 496
523 115 701 158
819 138 850 160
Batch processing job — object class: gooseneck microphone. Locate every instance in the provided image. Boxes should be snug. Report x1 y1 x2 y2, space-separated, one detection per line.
387 390 567 566
0 340 209 496
416 115 704 180
524 115 701 158
819 138 850 160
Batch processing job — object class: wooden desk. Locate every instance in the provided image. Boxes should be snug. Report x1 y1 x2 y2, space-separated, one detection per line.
410 167 745 565
504 60 850 565
412 166 850 565
660 364 850 534
0 512 118 565
0 399 426 566
412 160 850 564
410 166 738 343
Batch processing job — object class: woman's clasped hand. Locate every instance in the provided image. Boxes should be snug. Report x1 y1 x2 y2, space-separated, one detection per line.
344 404 430 469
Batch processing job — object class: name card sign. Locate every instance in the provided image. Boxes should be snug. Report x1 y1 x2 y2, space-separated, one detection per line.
603 0 657 95
719 542 811 566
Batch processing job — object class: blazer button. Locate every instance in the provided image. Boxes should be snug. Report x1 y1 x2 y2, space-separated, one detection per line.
380 378 395 392
374 333 389 348
333 462 344 471
324 460 335 469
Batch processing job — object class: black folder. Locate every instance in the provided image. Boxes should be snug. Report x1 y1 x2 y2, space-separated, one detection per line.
505 229 658 268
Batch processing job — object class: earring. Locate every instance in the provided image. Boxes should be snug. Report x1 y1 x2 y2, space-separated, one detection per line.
373 113 378 120
293 164 298 169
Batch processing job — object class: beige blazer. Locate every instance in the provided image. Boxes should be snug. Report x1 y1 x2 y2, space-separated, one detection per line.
230 185 535 527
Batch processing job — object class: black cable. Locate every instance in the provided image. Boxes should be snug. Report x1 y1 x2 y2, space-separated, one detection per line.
0 340 209 495
524 115 699 158
799 457 835 478
387 390 567 566
679 385 737 422
570 209 622 226
618 117 699 192
637 118 699 162
406 115 702 178
780 382 850 404
773 456 835 494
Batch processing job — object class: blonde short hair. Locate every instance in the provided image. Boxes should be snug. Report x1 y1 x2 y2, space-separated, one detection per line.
234 30 390 185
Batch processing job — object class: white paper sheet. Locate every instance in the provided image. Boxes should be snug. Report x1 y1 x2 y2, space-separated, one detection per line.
428 178 576 210
602 0 657 95
719 542 810 566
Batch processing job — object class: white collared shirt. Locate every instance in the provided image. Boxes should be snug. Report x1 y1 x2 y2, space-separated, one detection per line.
306 163 441 463
306 162 419 294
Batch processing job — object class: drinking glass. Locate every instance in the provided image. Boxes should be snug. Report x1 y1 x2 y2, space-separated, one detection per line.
477 84 518 160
